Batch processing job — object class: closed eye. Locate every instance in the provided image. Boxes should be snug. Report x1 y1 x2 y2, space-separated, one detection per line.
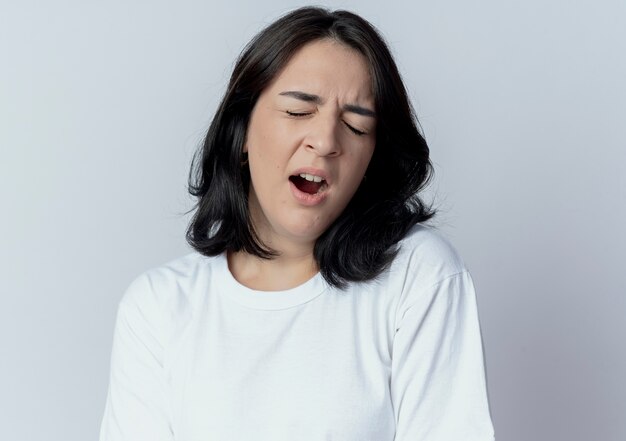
286 110 311 117
286 111 367 136
344 121 366 136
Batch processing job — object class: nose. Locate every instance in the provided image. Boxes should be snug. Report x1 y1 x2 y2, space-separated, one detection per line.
304 114 341 157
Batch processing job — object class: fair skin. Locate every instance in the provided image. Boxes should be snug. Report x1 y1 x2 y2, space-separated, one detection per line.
228 38 377 291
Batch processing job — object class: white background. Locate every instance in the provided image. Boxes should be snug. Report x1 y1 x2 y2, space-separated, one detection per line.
1 1 624 440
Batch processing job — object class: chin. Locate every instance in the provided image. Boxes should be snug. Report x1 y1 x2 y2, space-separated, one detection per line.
284 227 326 243
279 219 331 243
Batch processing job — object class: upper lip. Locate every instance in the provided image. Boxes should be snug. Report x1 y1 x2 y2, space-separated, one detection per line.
290 167 332 186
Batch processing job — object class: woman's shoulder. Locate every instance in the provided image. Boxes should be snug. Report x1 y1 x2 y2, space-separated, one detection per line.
118 251 217 317
390 223 469 288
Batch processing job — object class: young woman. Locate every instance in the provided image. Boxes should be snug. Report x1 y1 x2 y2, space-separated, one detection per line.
100 7 495 441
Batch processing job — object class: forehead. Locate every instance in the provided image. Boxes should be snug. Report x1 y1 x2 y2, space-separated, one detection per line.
266 38 374 102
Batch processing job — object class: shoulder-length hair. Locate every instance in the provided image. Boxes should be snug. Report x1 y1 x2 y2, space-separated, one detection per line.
186 6 436 289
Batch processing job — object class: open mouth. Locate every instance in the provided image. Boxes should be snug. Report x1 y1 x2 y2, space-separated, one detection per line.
289 173 327 195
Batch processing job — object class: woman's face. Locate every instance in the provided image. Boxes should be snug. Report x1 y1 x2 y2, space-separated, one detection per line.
244 38 376 249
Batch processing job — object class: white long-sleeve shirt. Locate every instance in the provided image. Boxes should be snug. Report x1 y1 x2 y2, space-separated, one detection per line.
99 225 495 440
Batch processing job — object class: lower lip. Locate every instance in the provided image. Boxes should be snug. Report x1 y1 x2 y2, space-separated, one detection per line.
289 180 329 206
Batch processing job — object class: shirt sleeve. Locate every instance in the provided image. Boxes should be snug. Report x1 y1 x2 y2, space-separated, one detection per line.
99 274 174 441
391 271 495 441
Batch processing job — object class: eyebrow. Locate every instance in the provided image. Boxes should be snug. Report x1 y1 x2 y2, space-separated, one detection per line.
278 90 376 118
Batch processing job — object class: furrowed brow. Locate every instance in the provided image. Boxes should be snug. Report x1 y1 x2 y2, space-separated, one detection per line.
279 91 322 104
343 104 376 118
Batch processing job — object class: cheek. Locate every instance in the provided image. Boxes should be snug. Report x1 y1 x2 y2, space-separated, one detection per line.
347 146 375 181
247 145 286 194
248 126 291 168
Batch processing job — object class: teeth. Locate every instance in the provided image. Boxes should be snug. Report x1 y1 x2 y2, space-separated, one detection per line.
299 173 324 183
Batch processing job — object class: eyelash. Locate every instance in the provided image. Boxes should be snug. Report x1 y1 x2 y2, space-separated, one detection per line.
286 111 310 117
285 111 366 136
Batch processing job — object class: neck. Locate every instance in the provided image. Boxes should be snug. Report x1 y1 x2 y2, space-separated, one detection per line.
228 248 318 291
234 191 321 290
